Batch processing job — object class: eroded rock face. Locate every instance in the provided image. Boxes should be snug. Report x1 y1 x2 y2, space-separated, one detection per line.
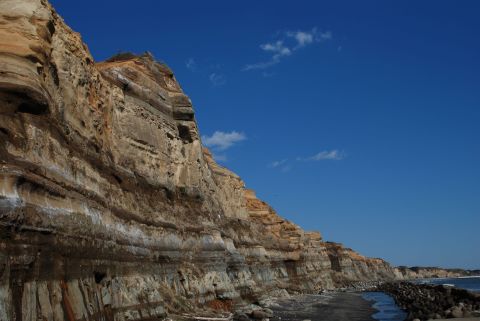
324 242 396 285
0 1 396 320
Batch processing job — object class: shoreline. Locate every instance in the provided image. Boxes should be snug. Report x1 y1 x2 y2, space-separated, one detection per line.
378 281 480 320
243 289 401 321
247 277 480 321
268 292 377 321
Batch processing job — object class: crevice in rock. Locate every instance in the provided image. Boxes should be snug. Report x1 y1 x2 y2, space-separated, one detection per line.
49 63 60 86
47 20 55 36
17 101 49 115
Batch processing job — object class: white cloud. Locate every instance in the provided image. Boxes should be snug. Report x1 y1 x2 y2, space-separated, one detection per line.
244 27 332 71
186 57 196 71
260 40 292 60
288 31 314 47
209 73 226 86
287 28 332 49
299 150 345 161
202 131 246 150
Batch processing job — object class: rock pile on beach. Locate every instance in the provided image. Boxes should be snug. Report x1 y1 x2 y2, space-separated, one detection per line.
337 280 384 292
378 282 480 320
232 307 274 321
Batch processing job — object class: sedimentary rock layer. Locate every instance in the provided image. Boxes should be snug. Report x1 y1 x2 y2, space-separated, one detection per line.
0 1 396 320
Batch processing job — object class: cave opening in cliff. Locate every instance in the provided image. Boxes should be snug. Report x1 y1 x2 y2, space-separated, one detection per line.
94 271 106 284
177 124 193 143
328 255 342 272
0 90 49 115
17 102 48 115
284 259 298 277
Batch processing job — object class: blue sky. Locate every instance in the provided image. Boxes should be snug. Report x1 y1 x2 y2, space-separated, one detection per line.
51 0 480 269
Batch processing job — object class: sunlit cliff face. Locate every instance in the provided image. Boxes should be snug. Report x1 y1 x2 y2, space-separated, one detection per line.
0 1 397 320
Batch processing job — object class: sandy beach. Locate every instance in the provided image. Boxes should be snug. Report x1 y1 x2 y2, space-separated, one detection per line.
269 292 376 321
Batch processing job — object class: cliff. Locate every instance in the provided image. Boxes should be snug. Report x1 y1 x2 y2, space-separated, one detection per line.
0 1 396 320
394 266 480 280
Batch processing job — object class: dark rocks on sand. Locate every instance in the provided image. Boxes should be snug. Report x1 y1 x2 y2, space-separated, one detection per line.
378 282 480 321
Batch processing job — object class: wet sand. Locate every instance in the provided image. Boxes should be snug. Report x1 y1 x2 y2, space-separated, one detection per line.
269 292 376 321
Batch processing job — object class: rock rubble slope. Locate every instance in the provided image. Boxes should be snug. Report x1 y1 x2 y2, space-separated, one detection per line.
0 1 396 320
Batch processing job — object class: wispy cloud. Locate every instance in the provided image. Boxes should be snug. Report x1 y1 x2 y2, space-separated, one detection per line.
269 159 288 168
185 59 227 86
186 57 196 71
244 60 279 71
213 154 227 162
209 73 226 86
287 28 332 49
298 150 345 161
244 27 332 71
268 159 291 173
261 40 292 60
202 131 246 151
269 149 343 172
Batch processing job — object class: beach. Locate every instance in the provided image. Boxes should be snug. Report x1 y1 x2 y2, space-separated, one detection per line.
269 292 376 321
262 277 480 321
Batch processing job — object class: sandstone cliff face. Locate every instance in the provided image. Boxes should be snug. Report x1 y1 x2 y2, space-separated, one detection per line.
0 1 395 320
324 242 396 285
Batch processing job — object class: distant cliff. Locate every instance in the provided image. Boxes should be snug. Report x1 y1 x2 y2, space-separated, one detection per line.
0 1 396 320
394 266 480 280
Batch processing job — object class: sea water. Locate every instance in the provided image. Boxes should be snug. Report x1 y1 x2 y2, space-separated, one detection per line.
362 292 407 321
415 276 480 292
363 276 480 321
